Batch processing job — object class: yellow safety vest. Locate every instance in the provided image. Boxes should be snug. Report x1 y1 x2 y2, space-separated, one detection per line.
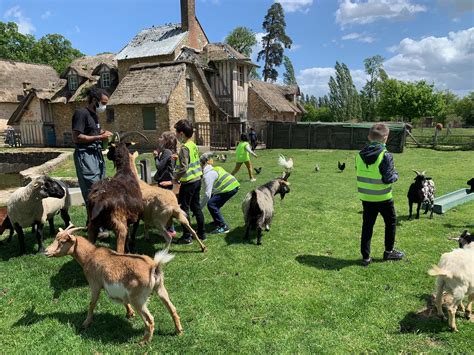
356 149 393 202
176 140 202 183
213 166 240 194
236 141 250 163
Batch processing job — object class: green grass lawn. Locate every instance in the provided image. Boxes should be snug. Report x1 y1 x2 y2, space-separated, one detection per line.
1 148 473 353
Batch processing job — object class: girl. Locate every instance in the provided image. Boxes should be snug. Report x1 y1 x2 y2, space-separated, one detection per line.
153 131 177 237
231 133 258 182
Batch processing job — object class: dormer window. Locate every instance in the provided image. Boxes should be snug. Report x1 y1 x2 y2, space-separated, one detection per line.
101 71 111 88
68 73 78 91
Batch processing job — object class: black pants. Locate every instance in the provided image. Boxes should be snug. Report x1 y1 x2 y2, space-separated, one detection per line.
178 179 205 238
361 200 396 259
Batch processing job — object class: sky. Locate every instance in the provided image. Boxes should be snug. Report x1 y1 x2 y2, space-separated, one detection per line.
1 0 473 98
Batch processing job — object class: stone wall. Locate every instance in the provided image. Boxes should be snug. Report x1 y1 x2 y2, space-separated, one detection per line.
0 151 61 173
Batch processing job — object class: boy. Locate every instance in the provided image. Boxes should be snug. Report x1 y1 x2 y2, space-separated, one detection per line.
173 119 206 244
231 133 258 182
356 123 404 266
200 152 240 234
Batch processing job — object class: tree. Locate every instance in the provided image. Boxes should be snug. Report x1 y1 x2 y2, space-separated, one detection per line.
301 104 333 122
257 2 292 82
360 55 385 121
282 55 297 85
31 34 83 74
328 62 361 121
225 27 257 57
0 22 35 62
378 79 445 121
455 92 474 125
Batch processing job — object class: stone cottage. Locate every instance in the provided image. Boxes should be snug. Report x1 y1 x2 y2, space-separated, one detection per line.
108 61 225 145
0 60 59 143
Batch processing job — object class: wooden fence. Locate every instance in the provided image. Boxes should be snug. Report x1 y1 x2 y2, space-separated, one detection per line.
406 128 474 150
265 122 407 153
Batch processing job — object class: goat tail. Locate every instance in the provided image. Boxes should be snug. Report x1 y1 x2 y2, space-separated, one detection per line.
428 265 452 278
154 249 175 266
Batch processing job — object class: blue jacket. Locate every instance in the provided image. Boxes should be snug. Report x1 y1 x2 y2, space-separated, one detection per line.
358 143 398 184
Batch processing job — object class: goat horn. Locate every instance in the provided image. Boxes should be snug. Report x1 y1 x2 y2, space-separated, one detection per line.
421 171 426 176
120 131 150 142
412 170 420 175
283 172 291 181
111 132 121 143
66 227 86 235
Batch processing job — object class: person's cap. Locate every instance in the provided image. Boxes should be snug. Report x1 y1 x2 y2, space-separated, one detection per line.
200 152 215 165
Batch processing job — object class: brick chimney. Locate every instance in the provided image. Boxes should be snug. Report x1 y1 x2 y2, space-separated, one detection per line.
181 0 199 49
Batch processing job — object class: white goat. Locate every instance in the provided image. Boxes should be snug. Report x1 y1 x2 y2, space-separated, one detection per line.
242 172 290 245
7 175 70 254
44 224 183 344
428 230 474 331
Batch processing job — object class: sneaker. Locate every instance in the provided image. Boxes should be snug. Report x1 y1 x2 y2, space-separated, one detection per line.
166 229 177 238
383 249 405 261
362 258 372 267
250 178 257 182
173 236 192 245
212 226 230 234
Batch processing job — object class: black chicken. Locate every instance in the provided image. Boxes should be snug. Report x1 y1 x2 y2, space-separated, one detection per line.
254 167 262 175
338 161 346 172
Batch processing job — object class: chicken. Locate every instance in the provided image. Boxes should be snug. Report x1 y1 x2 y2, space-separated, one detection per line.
315 164 320 172
254 167 262 175
338 161 345 172
278 154 293 173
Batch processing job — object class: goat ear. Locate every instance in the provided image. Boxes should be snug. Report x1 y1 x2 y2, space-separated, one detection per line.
426 177 432 180
132 151 139 158
448 237 460 242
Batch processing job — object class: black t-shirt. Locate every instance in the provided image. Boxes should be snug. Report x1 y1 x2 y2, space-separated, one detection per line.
72 107 101 136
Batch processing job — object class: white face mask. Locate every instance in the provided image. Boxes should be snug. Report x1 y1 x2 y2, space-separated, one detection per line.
96 103 107 113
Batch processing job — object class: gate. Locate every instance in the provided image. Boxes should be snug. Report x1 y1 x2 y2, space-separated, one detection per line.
195 122 246 150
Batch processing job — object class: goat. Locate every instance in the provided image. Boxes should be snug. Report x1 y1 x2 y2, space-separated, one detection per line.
407 170 435 219
7 175 70 254
467 178 474 194
87 132 147 254
44 224 183 344
242 172 290 245
127 153 206 252
0 206 14 245
428 230 474 331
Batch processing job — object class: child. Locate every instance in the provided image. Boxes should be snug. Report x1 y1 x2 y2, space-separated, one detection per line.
199 152 240 234
172 119 206 244
355 123 404 267
249 127 258 151
231 133 257 182
153 131 177 237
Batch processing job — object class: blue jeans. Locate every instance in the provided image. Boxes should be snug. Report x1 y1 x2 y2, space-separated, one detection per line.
207 187 239 228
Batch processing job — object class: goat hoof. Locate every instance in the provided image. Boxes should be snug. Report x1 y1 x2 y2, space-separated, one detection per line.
126 311 135 319
176 329 184 336
201 247 207 253
257 242 262 246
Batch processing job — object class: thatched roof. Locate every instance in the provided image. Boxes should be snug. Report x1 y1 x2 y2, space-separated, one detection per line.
249 80 304 114
0 60 59 103
115 24 187 61
108 62 186 105
60 53 116 79
7 88 60 125
201 43 257 67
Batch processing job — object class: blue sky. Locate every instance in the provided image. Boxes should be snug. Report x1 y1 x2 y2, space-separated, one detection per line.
2 0 473 97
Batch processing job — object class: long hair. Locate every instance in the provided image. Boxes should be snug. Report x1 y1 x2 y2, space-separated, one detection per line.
158 131 178 153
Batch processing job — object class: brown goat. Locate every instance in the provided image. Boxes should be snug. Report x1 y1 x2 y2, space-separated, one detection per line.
87 141 143 253
128 154 207 252
44 224 183 344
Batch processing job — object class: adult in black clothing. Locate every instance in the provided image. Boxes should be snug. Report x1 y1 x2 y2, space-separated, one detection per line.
72 87 112 206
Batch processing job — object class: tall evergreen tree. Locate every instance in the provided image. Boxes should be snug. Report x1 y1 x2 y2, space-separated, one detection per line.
283 55 297 85
257 3 292 82
328 62 361 121
360 55 385 121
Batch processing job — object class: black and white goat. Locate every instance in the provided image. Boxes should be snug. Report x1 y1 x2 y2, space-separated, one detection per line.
407 170 436 219
467 178 474 194
242 172 290 245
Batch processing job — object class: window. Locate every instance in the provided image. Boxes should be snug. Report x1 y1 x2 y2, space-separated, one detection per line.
142 107 156 130
238 65 244 87
101 71 111 88
186 79 193 101
187 107 195 123
106 107 115 123
68 74 78 91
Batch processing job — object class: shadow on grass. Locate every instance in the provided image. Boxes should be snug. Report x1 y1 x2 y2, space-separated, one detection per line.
443 223 474 229
50 259 87 298
0 230 39 261
13 306 177 344
399 294 448 334
296 254 383 270
224 226 259 246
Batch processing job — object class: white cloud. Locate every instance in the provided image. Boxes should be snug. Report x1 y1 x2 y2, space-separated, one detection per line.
384 27 474 96
335 0 426 27
289 44 302 51
296 67 367 97
41 10 51 20
438 0 473 14
4 6 36 34
276 0 313 13
341 32 375 43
